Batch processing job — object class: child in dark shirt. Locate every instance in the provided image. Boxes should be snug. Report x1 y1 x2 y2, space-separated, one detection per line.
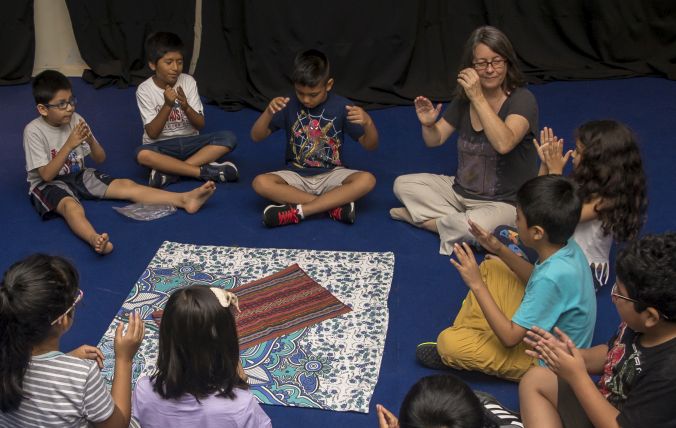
250 49 378 227
520 233 676 427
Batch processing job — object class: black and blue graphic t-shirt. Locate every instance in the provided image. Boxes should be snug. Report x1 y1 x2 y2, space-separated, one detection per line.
597 322 676 427
269 92 365 175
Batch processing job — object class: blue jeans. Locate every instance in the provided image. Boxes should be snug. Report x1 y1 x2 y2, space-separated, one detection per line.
136 130 237 161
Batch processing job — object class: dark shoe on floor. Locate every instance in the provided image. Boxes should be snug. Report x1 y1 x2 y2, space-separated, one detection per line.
474 391 523 428
328 202 355 224
148 169 179 188
199 161 239 183
415 342 448 370
263 204 301 227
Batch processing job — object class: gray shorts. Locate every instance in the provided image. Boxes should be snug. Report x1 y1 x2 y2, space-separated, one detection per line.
270 167 361 195
29 168 114 219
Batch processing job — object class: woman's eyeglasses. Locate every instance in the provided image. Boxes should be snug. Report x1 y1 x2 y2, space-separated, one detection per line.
50 289 84 325
472 58 506 71
43 97 78 110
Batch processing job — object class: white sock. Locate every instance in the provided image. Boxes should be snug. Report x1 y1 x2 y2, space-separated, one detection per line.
296 204 304 219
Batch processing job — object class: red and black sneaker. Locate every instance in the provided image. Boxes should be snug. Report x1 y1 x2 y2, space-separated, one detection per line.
328 202 356 224
263 204 301 227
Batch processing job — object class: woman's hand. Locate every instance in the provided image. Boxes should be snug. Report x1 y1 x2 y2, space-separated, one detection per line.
456 68 484 102
414 96 442 127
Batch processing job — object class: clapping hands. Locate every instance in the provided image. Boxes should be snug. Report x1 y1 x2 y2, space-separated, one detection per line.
533 127 572 175
524 326 586 381
65 120 92 150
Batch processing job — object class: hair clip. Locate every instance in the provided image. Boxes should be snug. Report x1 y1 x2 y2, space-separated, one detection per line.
210 288 241 313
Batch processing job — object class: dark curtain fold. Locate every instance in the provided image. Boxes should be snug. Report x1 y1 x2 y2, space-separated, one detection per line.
196 0 676 110
64 0 676 107
65 0 195 88
0 0 34 85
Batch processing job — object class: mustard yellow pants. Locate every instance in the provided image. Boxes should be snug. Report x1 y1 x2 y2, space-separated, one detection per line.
437 258 536 381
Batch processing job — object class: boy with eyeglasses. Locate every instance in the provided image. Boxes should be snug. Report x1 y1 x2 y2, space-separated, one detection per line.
519 232 676 428
23 70 217 254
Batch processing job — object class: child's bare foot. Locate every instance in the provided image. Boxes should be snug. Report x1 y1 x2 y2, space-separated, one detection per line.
90 233 114 255
389 207 417 226
182 181 216 214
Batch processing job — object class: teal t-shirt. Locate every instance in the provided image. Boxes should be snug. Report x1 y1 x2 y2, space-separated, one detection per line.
512 239 596 348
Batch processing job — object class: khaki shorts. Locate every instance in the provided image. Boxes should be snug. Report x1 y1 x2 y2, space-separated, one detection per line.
270 167 361 195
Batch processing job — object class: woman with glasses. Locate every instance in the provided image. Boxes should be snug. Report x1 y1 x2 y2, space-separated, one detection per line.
0 254 145 428
391 26 539 256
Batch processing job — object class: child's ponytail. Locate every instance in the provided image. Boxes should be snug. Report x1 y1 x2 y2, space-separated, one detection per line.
0 254 79 412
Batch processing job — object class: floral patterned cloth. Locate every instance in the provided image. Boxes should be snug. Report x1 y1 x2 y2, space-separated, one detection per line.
97 241 395 413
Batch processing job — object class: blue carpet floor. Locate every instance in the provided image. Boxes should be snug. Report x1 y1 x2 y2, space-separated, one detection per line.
1 76 675 426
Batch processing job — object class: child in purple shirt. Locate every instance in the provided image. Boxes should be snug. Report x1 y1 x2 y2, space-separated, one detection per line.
131 286 270 428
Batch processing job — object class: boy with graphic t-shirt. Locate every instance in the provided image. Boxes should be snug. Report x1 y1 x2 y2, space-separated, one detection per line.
250 49 379 227
136 32 238 188
520 233 676 428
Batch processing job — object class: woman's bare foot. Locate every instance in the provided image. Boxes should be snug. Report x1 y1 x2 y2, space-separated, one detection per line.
90 232 114 255
182 181 216 214
389 207 417 225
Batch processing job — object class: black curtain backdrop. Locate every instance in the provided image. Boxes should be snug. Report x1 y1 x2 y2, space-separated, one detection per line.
64 0 195 88
61 0 676 108
0 0 34 85
195 0 676 110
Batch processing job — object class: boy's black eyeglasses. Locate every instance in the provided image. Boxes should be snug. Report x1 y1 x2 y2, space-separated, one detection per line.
611 282 671 320
43 97 78 110
472 58 506 71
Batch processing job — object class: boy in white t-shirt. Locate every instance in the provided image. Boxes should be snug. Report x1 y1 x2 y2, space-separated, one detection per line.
136 32 238 188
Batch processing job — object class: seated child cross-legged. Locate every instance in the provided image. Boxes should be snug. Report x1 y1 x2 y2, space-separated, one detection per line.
250 49 379 227
135 32 238 188
131 286 271 428
520 233 676 428
416 175 596 381
0 254 145 428
24 70 216 254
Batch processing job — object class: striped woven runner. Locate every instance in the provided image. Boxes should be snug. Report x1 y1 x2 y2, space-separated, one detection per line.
234 263 352 349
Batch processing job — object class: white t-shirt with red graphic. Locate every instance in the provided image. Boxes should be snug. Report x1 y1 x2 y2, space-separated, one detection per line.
136 73 204 144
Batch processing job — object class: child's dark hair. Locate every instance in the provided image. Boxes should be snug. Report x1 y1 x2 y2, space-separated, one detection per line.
0 254 79 412
572 120 647 242
32 70 72 105
291 49 330 87
616 233 676 321
145 32 184 64
517 175 582 245
455 26 526 100
398 374 484 428
151 286 247 400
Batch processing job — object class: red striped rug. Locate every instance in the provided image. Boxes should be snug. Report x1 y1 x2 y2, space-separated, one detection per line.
234 264 352 349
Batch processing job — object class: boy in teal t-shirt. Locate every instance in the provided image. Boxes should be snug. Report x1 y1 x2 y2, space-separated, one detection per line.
417 175 596 380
